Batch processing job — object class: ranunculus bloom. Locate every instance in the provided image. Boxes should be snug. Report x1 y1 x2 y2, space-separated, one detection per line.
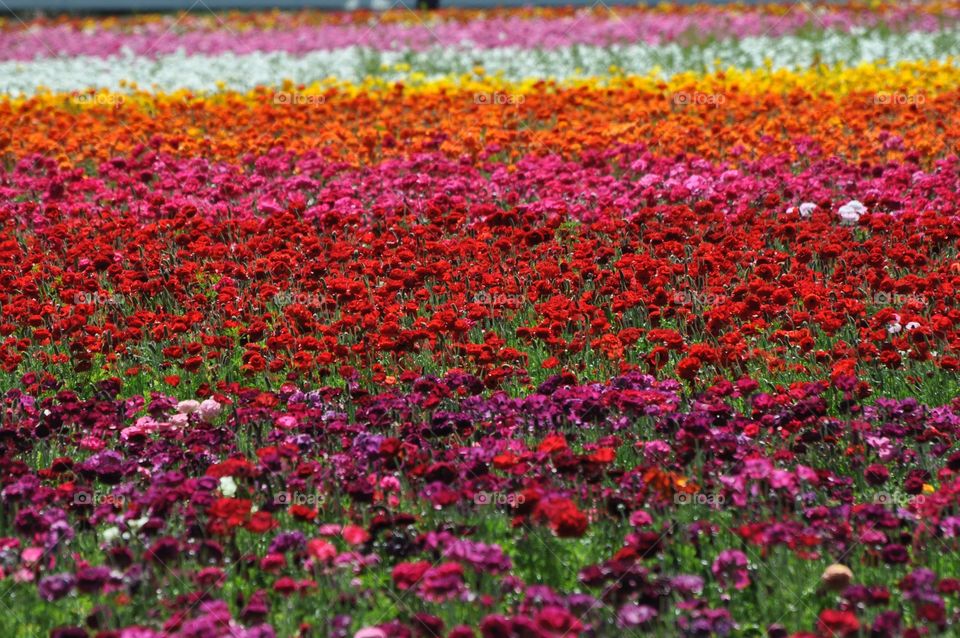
176 400 200 414
821 564 854 591
838 199 866 224
419 563 465 602
618 603 657 628
818 609 860 637
197 399 222 422
38 573 75 601
711 549 750 590
392 561 431 591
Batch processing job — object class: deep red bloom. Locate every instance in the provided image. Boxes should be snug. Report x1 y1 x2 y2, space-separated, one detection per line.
817 609 860 637
392 561 431 591
534 497 589 538
676 356 702 381
245 511 278 534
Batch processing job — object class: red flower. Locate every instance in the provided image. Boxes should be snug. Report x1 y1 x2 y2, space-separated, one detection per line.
245 511 278 534
273 576 298 596
536 606 584 636
493 452 521 469
307 539 337 563
586 447 616 464
420 562 464 602
538 434 568 454
290 504 317 521
817 609 860 637
392 561 431 591
205 458 257 479
534 497 589 538
676 356 702 381
207 498 251 526
342 524 370 546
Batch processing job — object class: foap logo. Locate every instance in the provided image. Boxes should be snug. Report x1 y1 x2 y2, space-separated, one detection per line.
672 92 726 108
873 490 925 508
273 291 321 307
273 92 326 106
275 492 324 506
71 93 125 106
73 491 126 507
474 491 526 507
872 292 926 306
674 491 725 506
473 291 516 305
474 92 525 106
74 292 123 306
873 92 925 107
673 290 725 306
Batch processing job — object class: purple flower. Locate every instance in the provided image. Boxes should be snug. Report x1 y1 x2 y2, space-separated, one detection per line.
671 574 705 597
75 566 112 594
712 550 750 590
240 590 270 624
618 603 657 628
76 450 127 484
146 537 180 564
871 611 901 638
268 531 305 554
444 539 512 574
38 573 75 601
419 563 464 602
881 543 910 565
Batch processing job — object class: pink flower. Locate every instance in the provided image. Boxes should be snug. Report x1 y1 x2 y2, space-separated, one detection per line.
379 476 401 491
306 539 337 563
197 399 222 422
629 510 653 527
642 440 672 463
79 436 106 452
342 525 370 546
274 415 298 430
21 547 44 565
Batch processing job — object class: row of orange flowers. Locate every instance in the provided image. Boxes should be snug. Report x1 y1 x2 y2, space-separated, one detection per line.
2 79 955 167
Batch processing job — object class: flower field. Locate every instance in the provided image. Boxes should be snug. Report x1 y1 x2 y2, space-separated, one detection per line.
3 2 960 637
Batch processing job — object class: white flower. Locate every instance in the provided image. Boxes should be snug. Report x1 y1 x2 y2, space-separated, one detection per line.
887 323 902 334
838 200 866 224
905 322 920 331
0 28 957 94
176 400 200 414
799 202 817 218
128 515 149 532
102 526 121 543
219 476 238 498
